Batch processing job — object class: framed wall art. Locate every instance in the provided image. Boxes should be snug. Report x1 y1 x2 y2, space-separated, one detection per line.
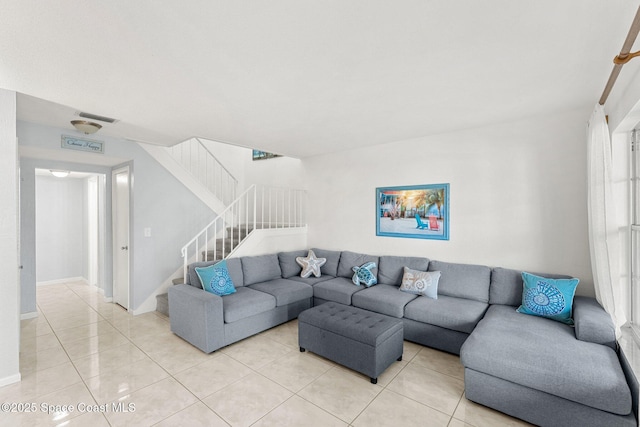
376 183 449 240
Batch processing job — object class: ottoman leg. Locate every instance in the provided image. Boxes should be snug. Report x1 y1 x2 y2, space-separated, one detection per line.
300 347 306 352
370 378 377 384
397 355 402 361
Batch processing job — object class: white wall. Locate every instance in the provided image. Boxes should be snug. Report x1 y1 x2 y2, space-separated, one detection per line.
0 89 20 386
86 176 99 287
35 175 86 283
199 139 249 192
201 138 305 191
231 227 308 258
244 155 305 190
304 108 596 297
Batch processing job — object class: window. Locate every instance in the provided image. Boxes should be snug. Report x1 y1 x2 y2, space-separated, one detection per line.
630 129 640 334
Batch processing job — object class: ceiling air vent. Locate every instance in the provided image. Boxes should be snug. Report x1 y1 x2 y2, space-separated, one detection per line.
76 111 118 124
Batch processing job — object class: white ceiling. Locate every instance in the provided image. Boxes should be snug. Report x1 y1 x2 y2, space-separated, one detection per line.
2 1 639 158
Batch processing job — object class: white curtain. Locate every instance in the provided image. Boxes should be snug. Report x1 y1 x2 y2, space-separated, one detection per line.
587 103 627 338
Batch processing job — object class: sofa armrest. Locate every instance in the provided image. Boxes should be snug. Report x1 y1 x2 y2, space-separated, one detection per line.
573 296 616 350
168 284 225 353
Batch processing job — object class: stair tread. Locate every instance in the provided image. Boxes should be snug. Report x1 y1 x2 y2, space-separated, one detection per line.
156 293 169 317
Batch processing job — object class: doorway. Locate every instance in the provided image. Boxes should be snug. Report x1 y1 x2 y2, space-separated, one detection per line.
112 166 131 309
34 169 105 290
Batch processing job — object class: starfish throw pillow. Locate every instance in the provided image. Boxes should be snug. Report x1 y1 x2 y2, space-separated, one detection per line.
296 249 327 278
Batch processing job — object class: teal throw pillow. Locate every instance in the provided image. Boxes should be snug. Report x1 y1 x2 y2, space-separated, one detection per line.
195 260 236 296
516 272 579 325
352 262 377 287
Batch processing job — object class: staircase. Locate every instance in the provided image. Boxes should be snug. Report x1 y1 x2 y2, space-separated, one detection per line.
156 184 307 317
201 226 253 261
167 137 238 206
180 184 307 277
139 138 238 216
155 227 249 317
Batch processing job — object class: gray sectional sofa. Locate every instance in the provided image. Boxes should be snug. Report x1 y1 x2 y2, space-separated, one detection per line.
168 255 313 353
168 248 638 427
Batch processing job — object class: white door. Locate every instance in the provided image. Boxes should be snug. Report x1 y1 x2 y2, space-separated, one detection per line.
112 167 130 309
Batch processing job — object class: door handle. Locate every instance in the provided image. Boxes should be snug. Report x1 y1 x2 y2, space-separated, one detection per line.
121 246 128 250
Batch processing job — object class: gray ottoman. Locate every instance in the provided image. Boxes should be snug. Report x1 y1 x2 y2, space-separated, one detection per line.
298 302 403 384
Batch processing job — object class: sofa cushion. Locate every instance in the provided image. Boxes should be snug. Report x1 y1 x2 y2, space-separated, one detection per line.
378 255 430 285
338 251 379 278
429 260 490 303
278 250 308 278
287 275 334 287
188 261 214 288
195 260 236 296
311 248 342 277
222 287 276 323
187 258 244 288
403 295 488 334
490 267 574 306
241 254 282 286
460 305 631 415
313 277 366 305
248 278 313 307
352 284 418 318
516 272 579 325
573 296 617 350
399 267 440 299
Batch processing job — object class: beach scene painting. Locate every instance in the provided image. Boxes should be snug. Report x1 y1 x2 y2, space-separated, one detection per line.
376 184 450 240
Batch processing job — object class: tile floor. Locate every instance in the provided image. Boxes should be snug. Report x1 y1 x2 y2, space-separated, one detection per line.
2 281 532 426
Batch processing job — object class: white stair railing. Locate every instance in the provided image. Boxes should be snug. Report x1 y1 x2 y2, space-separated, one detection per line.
181 184 307 279
167 138 238 206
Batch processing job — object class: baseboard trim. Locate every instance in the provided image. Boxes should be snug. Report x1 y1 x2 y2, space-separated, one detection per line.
90 286 113 302
37 277 87 286
0 373 21 387
20 311 38 320
132 305 154 316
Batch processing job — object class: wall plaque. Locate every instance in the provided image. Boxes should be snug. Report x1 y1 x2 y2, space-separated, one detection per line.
61 135 104 154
